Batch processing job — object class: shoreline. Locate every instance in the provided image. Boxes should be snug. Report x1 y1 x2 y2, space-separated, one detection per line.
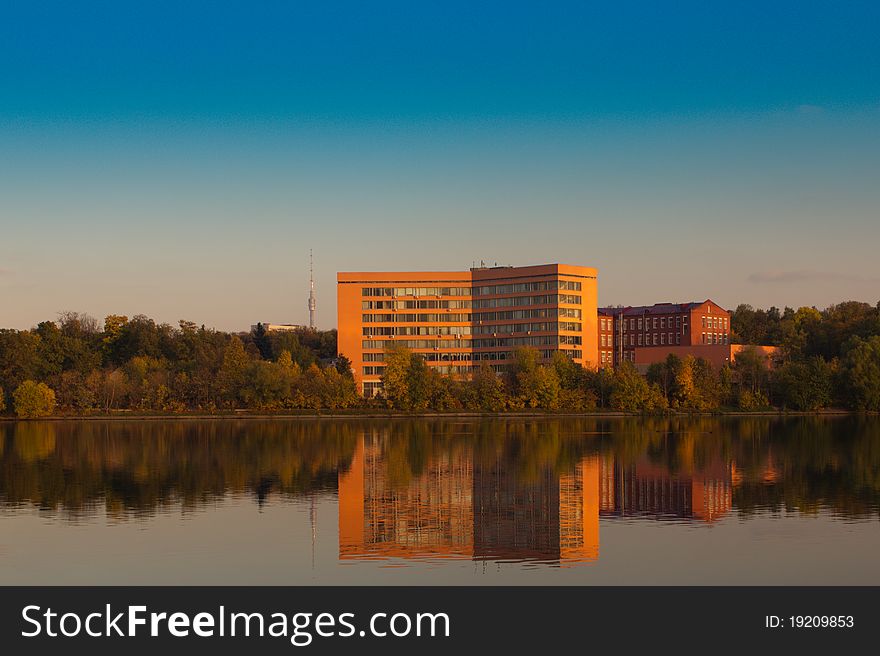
0 409 864 422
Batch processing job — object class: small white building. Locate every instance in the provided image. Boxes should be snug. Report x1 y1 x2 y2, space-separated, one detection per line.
251 323 306 333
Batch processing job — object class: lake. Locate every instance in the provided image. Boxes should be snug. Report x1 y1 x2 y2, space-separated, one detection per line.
0 416 878 585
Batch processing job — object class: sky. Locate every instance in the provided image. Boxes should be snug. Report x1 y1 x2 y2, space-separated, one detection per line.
2 0 878 331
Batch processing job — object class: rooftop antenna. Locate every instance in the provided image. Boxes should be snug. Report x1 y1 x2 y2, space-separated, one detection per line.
308 249 316 330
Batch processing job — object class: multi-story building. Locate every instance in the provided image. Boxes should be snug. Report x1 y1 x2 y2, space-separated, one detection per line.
597 300 731 368
337 264 598 396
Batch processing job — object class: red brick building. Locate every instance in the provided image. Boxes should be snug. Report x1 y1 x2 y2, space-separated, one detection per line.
598 300 731 368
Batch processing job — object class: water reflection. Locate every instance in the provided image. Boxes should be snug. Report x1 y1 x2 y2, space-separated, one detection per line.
338 430 734 565
1 417 879 571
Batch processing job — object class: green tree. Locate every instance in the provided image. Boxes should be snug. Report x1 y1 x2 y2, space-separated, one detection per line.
840 336 880 411
13 380 57 418
774 356 833 411
335 353 354 379
733 346 771 398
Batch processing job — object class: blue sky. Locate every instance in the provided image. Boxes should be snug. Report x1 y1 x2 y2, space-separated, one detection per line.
2 0 878 330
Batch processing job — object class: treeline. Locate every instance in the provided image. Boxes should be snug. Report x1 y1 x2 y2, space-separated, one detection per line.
379 336 879 413
2 300 880 416
0 313 356 417
730 301 880 359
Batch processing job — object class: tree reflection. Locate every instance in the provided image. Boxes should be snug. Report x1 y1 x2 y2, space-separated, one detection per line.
0 417 878 523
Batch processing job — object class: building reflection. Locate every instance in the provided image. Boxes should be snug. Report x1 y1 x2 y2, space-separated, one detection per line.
339 433 600 563
339 431 732 565
599 457 732 523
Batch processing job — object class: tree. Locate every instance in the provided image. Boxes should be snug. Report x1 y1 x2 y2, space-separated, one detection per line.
774 356 833 411
840 336 880 411
690 357 721 410
13 380 57 418
218 336 250 407
471 361 507 411
733 346 770 397
0 385 5 413
610 362 667 412
382 346 414 410
335 353 354 379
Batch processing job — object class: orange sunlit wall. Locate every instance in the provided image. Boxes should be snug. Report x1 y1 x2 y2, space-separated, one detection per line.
337 264 599 395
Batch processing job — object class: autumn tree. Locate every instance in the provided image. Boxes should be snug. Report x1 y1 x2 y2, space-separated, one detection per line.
13 380 57 418
610 362 667 412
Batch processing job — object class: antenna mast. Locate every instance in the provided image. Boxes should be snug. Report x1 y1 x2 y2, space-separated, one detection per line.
308 249 316 330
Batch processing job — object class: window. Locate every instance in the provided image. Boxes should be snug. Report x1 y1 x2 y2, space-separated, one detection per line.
638 318 643 329
702 333 706 344
676 316 681 328
630 335 634 346
630 318 635 330
638 334 643 346
660 317 666 329
653 318 658 329
668 332 673 344
675 334 680 345
661 333 666 345
653 334 658 345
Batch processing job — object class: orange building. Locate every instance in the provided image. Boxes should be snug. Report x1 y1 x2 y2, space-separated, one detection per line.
598 299 731 368
338 264 598 396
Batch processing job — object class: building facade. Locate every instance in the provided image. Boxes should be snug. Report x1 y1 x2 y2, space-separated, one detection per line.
597 300 731 368
337 264 598 396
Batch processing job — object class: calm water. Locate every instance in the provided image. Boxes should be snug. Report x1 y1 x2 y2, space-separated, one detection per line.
0 417 878 585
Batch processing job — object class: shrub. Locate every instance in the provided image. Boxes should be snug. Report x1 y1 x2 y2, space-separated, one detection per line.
13 380 57 418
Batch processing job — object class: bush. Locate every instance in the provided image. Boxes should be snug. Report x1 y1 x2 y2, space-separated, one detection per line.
737 390 769 411
13 380 57 418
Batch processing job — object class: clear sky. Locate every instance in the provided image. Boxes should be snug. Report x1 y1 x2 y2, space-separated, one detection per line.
2 0 878 331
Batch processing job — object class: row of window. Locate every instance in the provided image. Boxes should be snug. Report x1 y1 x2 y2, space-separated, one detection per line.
362 300 473 310
362 313 471 323
364 326 473 336
361 348 585 374
601 331 730 347
362 339 470 350
472 335 582 348
475 307 582 321
472 294 581 308
362 287 472 297
600 351 635 364
600 315 693 332
603 333 682 347
472 280 581 295
474 321 582 335
364 351 478 363
701 316 728 330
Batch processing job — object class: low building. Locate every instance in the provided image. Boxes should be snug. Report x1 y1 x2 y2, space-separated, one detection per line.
598 300 731 368
633 343 779 371
250 323 307 333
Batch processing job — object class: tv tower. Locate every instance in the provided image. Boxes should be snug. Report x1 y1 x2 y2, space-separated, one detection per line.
308 249 317 330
